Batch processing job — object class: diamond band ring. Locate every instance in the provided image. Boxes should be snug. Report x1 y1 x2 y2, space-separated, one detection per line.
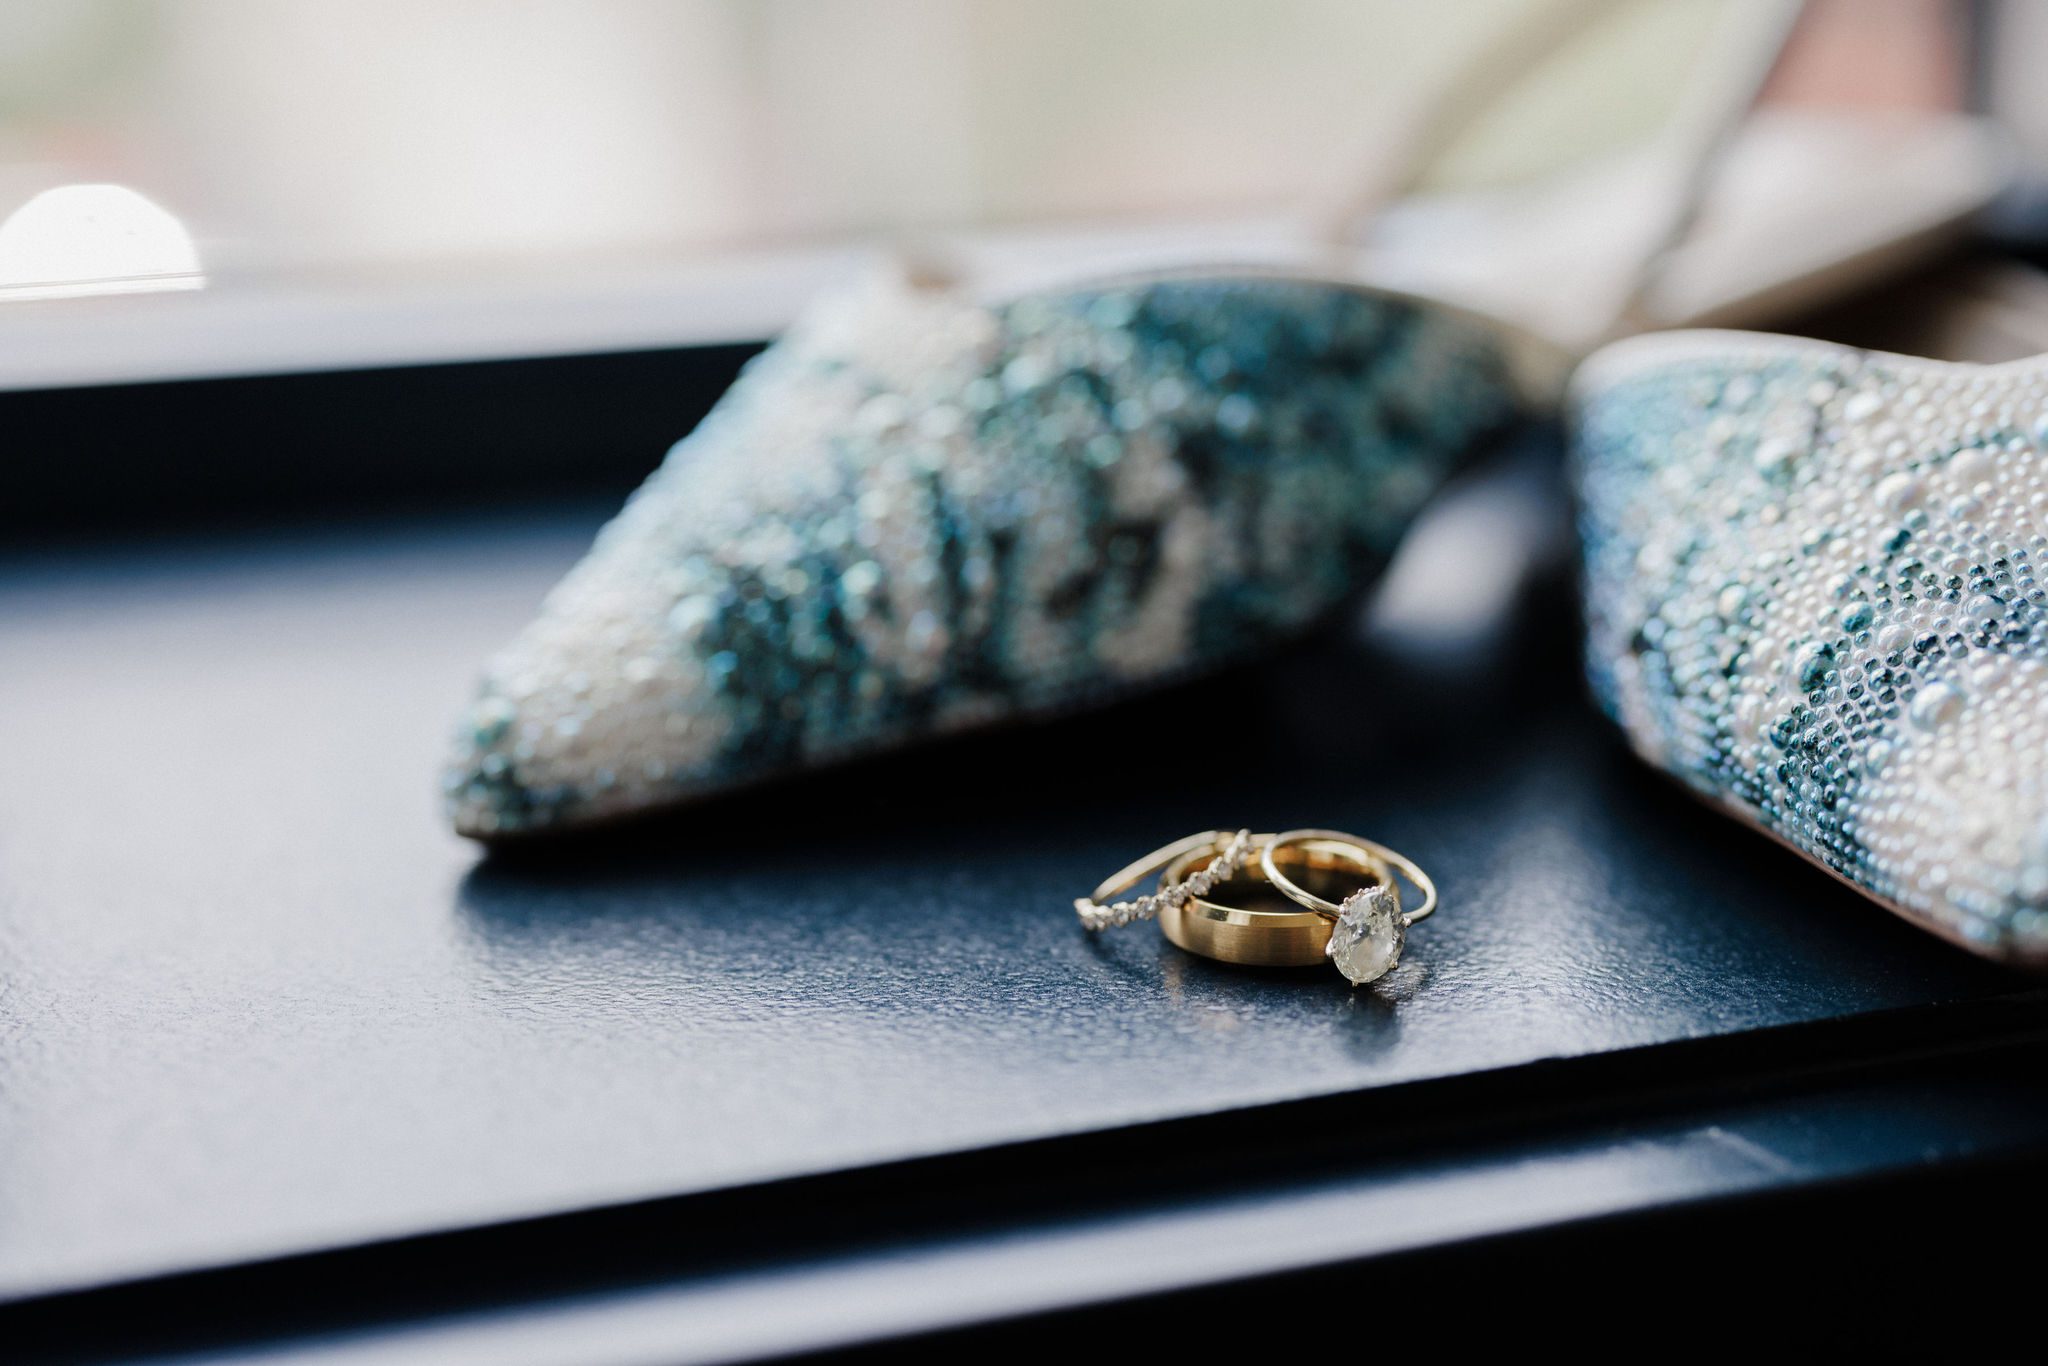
1072 829 1254 931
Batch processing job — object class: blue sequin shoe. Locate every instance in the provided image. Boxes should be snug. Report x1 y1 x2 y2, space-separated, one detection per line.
1575 331 2048 966
445 271 1516 837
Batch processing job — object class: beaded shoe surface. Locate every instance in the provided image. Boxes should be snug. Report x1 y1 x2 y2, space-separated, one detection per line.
1574 331 2048 966
446 272 1516 838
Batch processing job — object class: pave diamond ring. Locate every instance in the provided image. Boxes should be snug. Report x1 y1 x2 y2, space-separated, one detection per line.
1073 829 1255 931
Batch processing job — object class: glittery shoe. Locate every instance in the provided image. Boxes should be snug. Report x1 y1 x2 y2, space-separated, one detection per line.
1574 332 2048 966
445 271 1516 838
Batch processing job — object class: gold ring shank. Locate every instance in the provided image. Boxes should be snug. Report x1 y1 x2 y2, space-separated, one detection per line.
1160 836 1390 967
1079 829 1234 910
1259 829 1437 926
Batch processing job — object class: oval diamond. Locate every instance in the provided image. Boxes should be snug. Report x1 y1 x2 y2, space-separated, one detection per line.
1327 885 1404 985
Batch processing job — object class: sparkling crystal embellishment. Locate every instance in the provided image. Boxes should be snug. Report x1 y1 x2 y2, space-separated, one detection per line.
443 272 1514 838
1326 884 1405 984
1574 332 2048 964
1076 829 1254 931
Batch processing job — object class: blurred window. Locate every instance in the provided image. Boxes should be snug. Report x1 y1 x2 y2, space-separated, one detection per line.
0 0 1721 290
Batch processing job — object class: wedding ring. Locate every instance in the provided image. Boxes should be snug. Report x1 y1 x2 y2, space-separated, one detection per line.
1073 829 1253 931
1074 829 1421 983
1260 829 1436 984
1158 834 1391 968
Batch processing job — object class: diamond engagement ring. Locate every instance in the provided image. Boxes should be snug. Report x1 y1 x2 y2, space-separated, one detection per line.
1259 829 1437 985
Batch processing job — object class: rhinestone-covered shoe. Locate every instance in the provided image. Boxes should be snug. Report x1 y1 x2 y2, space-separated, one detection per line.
1574 331 2048 966
446 272 1516 838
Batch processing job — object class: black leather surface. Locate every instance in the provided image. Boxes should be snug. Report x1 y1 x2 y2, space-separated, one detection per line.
0 482 2026 1305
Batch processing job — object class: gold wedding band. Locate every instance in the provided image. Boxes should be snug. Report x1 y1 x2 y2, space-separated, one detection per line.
1159 834 1390 967
1072 829 1253 931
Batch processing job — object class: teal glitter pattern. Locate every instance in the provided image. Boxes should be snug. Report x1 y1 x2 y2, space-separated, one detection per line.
1575 333 2048 963
446 273 1515 837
